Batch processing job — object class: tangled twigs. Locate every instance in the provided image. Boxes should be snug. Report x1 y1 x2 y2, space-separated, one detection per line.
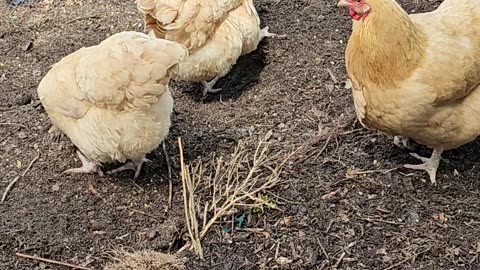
162 141 173 209
177 133 294 258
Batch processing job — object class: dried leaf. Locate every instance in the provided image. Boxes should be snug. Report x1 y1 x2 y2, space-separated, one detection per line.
376 248 388 256
321 188 340 200
276 257 293 265
433 212 447 223
264 130 273 141
282 216 293 226
338 211 350 223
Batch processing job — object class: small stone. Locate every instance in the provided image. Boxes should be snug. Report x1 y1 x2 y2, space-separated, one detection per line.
232 232 249 242
237 128 249 137
52 183 60 191
298 205 308 213
147 229 157 240
18 132 27 139
409 211 420 223
89 220 106 231
21 41 33 51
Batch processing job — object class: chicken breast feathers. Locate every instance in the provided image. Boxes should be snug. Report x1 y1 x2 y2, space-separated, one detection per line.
347 0 480 151
342 0 480 183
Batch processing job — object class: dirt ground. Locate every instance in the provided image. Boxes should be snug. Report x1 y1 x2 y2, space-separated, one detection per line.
2 0 480 269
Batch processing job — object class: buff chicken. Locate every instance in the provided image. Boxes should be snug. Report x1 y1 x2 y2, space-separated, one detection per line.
136 0 279 96
37 31 188 178
338 0 480 184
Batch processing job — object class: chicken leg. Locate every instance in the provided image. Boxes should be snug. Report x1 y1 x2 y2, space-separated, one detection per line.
63 150 104 176
404 148 443 184
106 157 150 179
47 124 64 142
258 26 278 41
201 76 223 96
394 135 414 150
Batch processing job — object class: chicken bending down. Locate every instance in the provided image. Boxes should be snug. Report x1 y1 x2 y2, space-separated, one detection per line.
338 0 480 184
137 0 280 97
38 32 188 179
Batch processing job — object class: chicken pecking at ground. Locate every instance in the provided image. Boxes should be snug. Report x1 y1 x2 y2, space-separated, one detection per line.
136 0 280 97
338 0 480 184
37 31 188 179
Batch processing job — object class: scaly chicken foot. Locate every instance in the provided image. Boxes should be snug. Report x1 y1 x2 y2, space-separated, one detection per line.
63 150 104 176
404 148 443 184
258 26 282 41
393 135 414 150
107 157 151 179
201 76 223 97
47 124 64 143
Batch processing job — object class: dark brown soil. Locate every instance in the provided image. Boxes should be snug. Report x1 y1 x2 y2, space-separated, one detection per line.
2 0 480 269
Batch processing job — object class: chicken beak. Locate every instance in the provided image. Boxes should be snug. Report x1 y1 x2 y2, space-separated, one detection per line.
337 0 351 7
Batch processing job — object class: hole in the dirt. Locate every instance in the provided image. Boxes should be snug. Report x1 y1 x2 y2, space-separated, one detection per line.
169 235 187 252
14 93 31 106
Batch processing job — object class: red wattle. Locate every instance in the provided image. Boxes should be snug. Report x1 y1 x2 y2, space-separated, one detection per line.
349 8 356 18
349 8 363 21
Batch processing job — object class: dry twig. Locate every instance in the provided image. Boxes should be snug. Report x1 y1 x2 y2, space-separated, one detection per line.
347 168 398 176
2 154 39 203
382 246 432 270
162 141 173 209
316 237 330 260
359 217 405 226
0 122 28 130
178 138 203 258
16 252 92 270
326 68 338 84
333 251 346 269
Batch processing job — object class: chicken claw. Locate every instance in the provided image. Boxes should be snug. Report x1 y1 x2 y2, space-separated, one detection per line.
107 158 151 179
258 26 286 41
47 124 64 142
403 148 443 184
393 135 414 150
201 76 223 96
63 150 104 176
